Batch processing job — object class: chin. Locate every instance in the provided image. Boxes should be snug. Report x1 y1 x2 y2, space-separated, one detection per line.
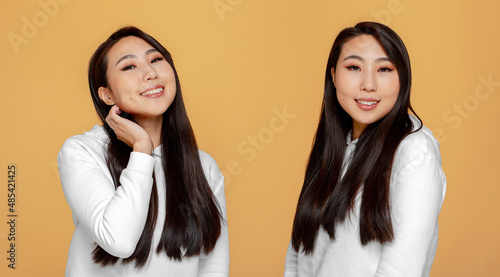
353 117 376 125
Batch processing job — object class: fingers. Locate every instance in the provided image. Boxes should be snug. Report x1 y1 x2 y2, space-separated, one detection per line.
106 105 120 124
106 105 126 132
106 105 131 146
104 106 152 154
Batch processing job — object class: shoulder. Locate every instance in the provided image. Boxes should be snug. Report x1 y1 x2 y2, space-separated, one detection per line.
58 125 108 161
395 116 442 169
198 150 224 191
390 116 447 209
60 125 107 148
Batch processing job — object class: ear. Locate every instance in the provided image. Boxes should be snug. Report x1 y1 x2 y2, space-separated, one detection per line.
330 67 336 87
98 87 115 105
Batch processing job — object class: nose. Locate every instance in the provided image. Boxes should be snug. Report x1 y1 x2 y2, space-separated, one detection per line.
143 64 158 81
360 70 376 92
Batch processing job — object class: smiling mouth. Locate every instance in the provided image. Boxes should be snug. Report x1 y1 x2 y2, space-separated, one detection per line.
140 87 164 96
355 99 379 106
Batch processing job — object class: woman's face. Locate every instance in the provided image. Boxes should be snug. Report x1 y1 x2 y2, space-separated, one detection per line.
99 36 176 121
332 34 400 138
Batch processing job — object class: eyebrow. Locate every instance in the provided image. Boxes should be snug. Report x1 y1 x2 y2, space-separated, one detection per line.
342 55 391 63
114 48 160 67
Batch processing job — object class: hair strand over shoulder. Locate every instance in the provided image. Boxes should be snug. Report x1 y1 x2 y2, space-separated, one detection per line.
291 21 422 254
88 26 223 267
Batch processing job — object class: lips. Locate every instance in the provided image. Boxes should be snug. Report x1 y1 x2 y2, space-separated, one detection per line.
140 85 164 97
355 99 378 105
355 99 379 110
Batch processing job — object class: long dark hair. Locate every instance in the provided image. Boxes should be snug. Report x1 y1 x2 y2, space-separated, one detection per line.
88 26 222 267
291 22 421 254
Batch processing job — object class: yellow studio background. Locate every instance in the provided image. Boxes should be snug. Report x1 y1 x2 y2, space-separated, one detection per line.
0 0 498 276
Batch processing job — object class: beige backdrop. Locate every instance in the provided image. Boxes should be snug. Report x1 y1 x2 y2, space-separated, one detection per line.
1 0 499 276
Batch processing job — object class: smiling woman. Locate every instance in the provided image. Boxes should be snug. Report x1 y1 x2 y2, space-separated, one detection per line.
98 36 177 126
57 26 229 276
284 22 446 277
332 35 400 139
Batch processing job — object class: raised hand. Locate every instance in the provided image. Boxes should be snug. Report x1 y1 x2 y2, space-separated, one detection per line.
106 105 153 155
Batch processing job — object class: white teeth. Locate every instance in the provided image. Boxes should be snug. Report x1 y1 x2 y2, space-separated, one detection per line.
141 87 163 96
356 100 378 105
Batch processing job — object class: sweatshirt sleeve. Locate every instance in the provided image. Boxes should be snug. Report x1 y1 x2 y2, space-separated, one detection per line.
375 135 446 277
58 139 155 258
198 152 230 277
284 241 298 277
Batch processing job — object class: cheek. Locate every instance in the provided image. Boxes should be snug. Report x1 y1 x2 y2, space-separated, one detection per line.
336 92 350 115
159 63 175 77
389 84 400 103
335 83 351 103
108 77 135 101
380 76 400 100
388 75 400 96
384 87 400 112
335 91 343 104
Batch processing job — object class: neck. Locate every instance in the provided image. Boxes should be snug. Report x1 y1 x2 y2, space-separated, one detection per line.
135 115 163 148
352 121 367 140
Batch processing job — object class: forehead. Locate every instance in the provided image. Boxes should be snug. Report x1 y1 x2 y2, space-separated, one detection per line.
107 36 156 62
339 35 388 59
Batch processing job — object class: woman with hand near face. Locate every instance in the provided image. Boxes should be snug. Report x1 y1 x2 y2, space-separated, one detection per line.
284 22 446 277
58 27 229 276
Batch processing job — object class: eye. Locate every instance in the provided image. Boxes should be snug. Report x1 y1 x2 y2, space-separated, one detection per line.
151 57 164 63
121 65 136 71
346 65 360 71
378 67 393 72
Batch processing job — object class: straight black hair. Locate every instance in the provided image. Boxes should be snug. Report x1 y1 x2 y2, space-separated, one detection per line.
88 26 222 267
291 21 421 253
